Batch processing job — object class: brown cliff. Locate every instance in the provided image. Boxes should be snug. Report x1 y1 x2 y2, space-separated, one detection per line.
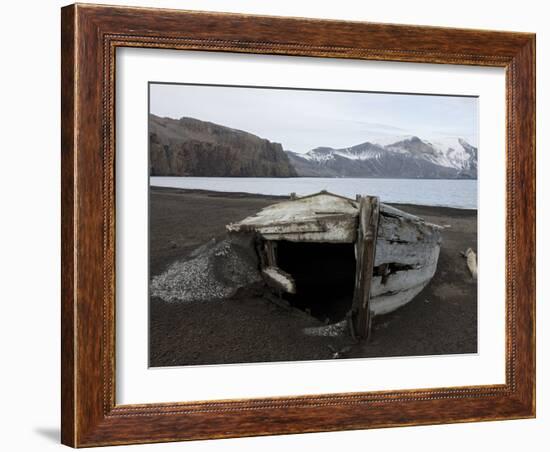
149 114 297 177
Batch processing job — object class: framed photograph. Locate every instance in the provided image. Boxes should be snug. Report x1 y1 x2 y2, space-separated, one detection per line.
61 3 536 447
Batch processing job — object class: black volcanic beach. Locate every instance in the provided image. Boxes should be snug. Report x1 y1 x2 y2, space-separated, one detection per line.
149 186 478 367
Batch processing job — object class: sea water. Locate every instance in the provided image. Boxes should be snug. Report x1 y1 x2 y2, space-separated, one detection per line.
150 177 477 209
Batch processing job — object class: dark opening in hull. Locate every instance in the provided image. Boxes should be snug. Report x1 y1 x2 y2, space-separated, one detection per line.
275 241 356 322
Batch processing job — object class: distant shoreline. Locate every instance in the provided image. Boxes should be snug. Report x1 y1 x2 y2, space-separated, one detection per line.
149 186 477 213
150 175 478 181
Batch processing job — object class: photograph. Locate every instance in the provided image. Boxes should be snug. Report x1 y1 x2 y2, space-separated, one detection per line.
148 83 479 367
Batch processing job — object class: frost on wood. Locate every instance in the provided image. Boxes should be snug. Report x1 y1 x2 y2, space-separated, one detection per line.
150 234 262 303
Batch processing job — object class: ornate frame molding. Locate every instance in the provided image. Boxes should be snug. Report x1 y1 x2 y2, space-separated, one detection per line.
61 4 535 447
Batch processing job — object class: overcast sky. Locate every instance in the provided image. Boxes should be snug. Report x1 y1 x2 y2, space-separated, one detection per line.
150 83 478 154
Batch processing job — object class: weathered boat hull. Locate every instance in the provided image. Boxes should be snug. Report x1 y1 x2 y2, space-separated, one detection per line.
371 204 441 315
227 191 442 334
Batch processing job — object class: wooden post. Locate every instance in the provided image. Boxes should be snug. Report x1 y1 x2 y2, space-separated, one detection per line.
265 241 277 267
352 196 380 340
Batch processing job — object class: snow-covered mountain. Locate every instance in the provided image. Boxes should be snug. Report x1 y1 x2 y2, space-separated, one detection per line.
287 136 477 179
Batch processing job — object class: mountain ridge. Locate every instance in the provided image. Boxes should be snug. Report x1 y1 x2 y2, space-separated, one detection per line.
286 135 477 179
149 114 477 179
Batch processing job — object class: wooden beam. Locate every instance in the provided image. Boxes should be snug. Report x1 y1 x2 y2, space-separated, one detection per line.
262 266 296 294
352 196 380 340
265 241 277 267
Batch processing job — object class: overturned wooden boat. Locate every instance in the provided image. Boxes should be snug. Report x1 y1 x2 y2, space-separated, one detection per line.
227 191 442 339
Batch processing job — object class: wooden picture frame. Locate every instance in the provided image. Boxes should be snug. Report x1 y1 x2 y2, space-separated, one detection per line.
61 3 535 447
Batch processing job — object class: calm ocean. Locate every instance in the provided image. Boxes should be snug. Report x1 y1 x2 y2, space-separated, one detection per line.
150 177 477 209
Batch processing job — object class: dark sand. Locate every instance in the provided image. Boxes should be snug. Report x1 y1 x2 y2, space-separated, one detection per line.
149 187 477 367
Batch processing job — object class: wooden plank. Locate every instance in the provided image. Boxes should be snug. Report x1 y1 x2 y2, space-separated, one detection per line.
378 214 442 244
229 216 357 242
260 221 356 242
370 282 430 315
265 241 277 267
227 193 357 230
375 240 441 267
352 196 380 339
229 213 352 232
380 203 443 230
262 266 296 294
370 261 438 297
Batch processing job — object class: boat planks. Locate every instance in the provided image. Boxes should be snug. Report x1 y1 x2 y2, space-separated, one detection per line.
371 261 438 298
227 192 358 243
371 207 442 314
370 282 430 315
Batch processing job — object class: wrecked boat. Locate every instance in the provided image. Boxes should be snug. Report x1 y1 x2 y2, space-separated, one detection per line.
227 191 442 339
